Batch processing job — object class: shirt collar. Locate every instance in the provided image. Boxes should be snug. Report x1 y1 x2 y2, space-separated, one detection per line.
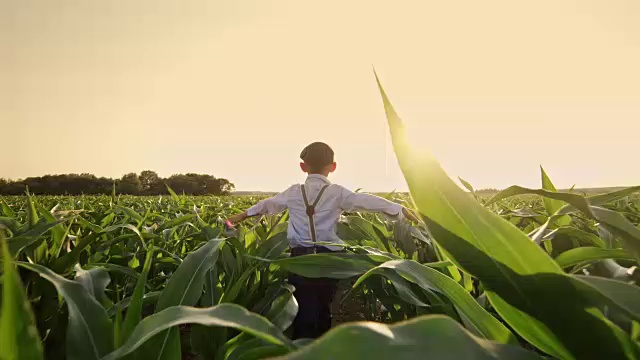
306 174 332 185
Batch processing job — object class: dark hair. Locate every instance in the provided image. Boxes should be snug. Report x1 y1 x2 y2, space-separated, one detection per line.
300 142 334 173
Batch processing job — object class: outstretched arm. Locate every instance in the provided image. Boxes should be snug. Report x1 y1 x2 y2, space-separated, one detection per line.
227 187 291 225
339 188 419 223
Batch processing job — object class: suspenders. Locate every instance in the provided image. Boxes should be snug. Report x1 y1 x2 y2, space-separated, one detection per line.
300 184 329 250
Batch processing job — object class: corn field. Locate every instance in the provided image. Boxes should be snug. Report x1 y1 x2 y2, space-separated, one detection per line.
2 80 640 359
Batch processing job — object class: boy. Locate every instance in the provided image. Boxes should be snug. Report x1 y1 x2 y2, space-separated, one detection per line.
227 142 418 339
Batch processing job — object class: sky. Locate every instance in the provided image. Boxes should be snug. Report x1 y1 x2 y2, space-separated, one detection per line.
2 0 639 192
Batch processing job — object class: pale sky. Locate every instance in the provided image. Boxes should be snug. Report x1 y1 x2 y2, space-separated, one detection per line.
2 0 639 192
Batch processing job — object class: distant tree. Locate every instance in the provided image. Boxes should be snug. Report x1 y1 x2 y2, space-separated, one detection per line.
215 178 235 195
97 177 113 193
0 171 234 196
1 181 26 195
118 173 141 194
476 188 500 194
186 173 218 195
139 170 162 194
163 174 233 195
165 174 199 195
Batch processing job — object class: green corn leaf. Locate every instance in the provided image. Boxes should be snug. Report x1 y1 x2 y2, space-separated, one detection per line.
587 186 640 206
225 337 270 360
5 219 66 257
77 217 104 233
540 167 571 226
358 266 438 312
554 247 635 269
540 167 561 214
462 272 474 293
100 304 292 360
114 308 123 351
590 206 640 262
375 72 640 359
34 202 65 260
165 184 180 202
346 216 391 253
354 259 516 344
266 289 298 331
485 186 640 262
140 239 224 360
434 242 462 282
272 253 376 279
100 212 116 228
50 222 73 261
109 291 162 317
575 275 640 322
157 214 196 232
633 322 640 343
190 268 223 359
127 256 140 269
0 216 19 233
458 177 476 194
0 235 44 360
352 245 402 261
88 263 140 280
393 221 417 257
544 227 606 248
22 191 47 265
254 232 289 260
52 224 145 273
114 205 144 222
119 247 156 349
233 344 289 360
16 261 113 360
0 197 16 217
154 239 224 310
26 191 39 227
74 264 113 308
220 267 255 304
485 186 592 216
276 315 540 360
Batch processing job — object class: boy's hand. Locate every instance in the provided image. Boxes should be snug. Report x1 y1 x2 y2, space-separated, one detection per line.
227 211 248 225
402 207 420 224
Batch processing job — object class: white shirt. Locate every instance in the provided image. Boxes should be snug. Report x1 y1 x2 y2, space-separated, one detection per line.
246 174 404 250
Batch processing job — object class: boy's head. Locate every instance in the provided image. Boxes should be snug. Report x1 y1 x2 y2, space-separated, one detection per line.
300 142 336 175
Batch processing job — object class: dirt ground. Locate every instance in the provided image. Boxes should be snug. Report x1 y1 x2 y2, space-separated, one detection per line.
332 280 370 325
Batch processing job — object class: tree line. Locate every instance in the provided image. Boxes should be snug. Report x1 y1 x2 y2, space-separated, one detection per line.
0 170 234 196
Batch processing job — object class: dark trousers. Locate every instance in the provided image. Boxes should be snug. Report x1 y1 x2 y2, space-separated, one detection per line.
288 246 342 340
